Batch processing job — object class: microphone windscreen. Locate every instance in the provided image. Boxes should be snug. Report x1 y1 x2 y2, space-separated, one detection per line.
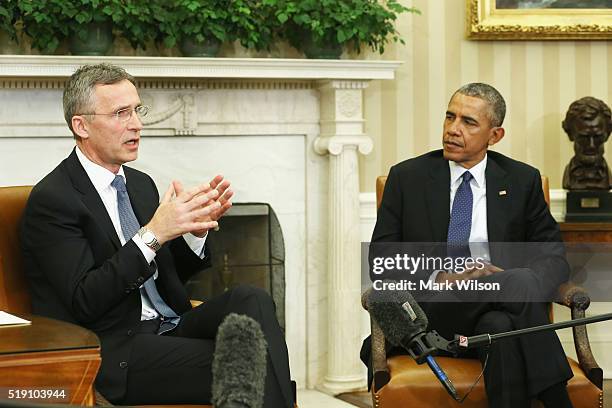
212 313 267 408
367 285 428 347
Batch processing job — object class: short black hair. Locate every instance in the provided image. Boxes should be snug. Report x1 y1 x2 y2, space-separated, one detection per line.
453 83 506 127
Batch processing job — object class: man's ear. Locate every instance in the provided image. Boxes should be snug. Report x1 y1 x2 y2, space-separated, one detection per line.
488 127 505 147
71 115 89 139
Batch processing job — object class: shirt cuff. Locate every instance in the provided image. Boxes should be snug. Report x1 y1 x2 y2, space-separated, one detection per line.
428 269 444 285
183 232 208 259
132 234 157 264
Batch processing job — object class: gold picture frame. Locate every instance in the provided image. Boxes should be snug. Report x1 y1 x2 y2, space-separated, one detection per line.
467 0 612 40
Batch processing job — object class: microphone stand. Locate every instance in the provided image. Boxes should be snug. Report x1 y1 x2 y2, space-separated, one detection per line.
409 312 612 361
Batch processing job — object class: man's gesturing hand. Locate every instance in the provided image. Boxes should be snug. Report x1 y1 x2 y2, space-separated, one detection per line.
180 175 233 238
146 182 221 245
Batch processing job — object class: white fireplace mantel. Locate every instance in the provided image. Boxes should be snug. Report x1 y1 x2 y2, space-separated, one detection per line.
0 56 401 394
0 55 400 80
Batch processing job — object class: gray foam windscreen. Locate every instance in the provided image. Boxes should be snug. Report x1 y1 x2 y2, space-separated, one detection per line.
367 285 428 346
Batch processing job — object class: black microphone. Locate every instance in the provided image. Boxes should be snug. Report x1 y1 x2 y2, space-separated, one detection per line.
368 287 459 401
212 313 267 408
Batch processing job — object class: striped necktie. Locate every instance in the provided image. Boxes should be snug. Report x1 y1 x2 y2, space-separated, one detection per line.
111 175 180 334
447 171 473 259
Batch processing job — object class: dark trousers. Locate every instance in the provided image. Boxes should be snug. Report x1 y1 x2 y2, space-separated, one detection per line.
119 285 293 407
361 269 573 408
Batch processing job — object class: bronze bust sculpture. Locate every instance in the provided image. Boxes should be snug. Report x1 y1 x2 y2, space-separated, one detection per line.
562 96 612 190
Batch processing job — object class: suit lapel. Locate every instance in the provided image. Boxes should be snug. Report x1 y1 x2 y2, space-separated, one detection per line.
65 149 122 249
426 158 451 242
124 169 156 226
485 157 510 243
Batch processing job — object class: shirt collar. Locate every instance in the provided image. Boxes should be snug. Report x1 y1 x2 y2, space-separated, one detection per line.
449 154 487 189
75 146 126 193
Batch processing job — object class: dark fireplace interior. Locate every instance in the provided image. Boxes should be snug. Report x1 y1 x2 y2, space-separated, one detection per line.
185 203 286 330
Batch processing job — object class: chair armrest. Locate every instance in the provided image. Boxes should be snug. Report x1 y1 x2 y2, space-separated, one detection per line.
362 289 390 392
555 283 603 390
370 319 390 392
361 289 370 311
555 282 590 310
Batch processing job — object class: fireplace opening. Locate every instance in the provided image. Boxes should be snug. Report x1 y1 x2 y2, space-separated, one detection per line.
185 203 286 330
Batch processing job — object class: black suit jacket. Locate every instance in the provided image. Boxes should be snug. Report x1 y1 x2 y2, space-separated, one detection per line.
20 149 209 401
371 150 569 295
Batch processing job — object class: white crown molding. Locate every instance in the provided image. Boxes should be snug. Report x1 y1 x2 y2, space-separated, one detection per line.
550 189 566 222
359 193 377 221
0 55 401 81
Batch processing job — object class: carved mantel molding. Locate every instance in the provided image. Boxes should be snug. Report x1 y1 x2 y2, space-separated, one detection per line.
0 55 400 139
0 55 400 82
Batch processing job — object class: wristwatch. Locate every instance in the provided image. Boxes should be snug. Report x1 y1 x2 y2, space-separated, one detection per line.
138 227 161 252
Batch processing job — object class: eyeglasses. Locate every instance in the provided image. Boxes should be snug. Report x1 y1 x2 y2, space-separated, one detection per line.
78 105 150 123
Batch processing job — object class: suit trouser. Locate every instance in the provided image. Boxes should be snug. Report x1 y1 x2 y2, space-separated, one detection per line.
119 284 294 407
362 268 573 408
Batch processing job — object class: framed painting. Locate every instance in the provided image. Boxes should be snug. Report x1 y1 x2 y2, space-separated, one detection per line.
467 0 612 40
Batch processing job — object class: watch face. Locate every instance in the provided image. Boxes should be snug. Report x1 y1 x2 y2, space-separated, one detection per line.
142 231 155 244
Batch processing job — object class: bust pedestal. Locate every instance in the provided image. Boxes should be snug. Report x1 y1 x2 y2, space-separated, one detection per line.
565 191 612 222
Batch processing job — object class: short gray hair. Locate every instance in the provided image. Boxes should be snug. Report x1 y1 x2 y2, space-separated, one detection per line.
453 83 506 127
63 63 136 136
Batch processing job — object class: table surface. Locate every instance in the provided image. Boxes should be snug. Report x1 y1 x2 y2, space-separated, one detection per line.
0 314 99 355
560 222 612 232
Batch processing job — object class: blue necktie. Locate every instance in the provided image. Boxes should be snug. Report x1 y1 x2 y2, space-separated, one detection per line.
111 175 180 334
447 171 473 259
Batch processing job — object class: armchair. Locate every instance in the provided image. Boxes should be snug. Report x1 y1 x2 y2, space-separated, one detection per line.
362 176 603 408
0 186 213 408
0 186 100 406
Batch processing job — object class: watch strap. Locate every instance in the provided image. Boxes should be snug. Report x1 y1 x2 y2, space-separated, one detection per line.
138 227 161 252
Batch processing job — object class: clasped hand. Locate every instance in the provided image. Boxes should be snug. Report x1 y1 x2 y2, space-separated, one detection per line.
435 263 504 284
146 175 233 245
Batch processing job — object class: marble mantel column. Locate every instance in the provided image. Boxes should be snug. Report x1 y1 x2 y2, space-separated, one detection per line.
314 80 372 394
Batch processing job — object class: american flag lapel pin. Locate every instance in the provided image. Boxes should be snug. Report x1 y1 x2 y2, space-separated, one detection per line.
499 190 507 196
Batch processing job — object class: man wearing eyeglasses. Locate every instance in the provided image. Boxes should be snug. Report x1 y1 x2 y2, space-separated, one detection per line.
20 63 294 407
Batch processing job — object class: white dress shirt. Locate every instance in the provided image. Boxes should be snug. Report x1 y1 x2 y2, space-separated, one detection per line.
430 155 492 282
75 146 206 320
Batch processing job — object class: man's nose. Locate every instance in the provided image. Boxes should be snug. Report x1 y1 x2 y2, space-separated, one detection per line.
128 111 144 130
447 119 461 135
588 136 596 148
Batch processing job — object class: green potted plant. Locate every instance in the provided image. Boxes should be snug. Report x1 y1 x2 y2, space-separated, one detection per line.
230 0 276 52
269 0 419 59
110 0 160 51
0 1 18 43
155 0 229 57
155 0 275 57
17 0 120 55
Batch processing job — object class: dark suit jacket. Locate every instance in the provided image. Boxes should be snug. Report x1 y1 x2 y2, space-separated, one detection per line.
371 149 569 296
20 149 209 401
